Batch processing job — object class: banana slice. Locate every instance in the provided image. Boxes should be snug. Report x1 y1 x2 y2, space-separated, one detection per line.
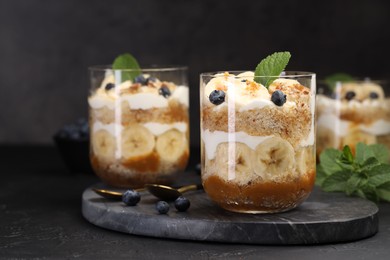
121 124 155 159
251 137 295 179
92 130 116 161
295 146 315 175
215 142 253 184
156 129 188 163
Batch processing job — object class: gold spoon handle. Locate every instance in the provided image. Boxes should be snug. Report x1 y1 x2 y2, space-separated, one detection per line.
177 184 203 194
92 188 146 200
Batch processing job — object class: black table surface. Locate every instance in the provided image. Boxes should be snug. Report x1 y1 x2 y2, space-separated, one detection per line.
1 145 390 259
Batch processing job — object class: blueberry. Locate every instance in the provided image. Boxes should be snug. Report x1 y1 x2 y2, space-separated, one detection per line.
159 85 171 98
156 201 170 214
122 189 141 206
209 90 225 105
174 196 190 212
77 118 88 126
241 79 247 82
105 83 115 91
146 77 158 84
370 92 379 99
195 163 201 175
69 131 81 140
80 123 89 136
62 124 79 140
345 91 356 101
134 75 147 85
271 90 287 106
56 129 69 139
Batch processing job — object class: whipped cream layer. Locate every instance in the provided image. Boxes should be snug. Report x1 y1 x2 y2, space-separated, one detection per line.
317 95 387 113
202 129 273 160
93 121 187 136
317 113 390 136
203 72 298 112
89 76 189 110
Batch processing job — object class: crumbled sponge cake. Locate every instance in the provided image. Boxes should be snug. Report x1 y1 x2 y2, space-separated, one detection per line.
91 99 189 126
202 103 311 148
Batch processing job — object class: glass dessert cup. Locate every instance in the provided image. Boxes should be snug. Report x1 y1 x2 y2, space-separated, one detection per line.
200 71 316 214
317 80 390 157
89 66 190 188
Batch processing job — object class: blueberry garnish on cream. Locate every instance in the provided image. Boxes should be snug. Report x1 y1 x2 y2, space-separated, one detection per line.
209 90 226 105
159 85 171 98
271 90 287 106
134 75 147 85
345 91 356 101
105 83 115 91
370 92 379 99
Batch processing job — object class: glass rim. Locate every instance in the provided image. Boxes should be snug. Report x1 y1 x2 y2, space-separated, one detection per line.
89 65 188 72
200 71 315 78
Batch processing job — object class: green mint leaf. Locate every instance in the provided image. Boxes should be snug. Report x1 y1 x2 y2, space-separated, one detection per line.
318 145 390 202
341 145 354 163
367 165 390 186
324 73 353 91
369 144 389 163
355 142 375 165
377 182 390 202
346 174 365 195
319 148 343 175
315 164 327 186
254 52 291 87
112 53 141 82
321 171 350 192
360 184 379 202
360 157 381 173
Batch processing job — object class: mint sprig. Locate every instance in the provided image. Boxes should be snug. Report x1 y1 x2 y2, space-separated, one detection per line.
324 73 354 91
316 143 390 202
254 52 291 88
112 53 141 82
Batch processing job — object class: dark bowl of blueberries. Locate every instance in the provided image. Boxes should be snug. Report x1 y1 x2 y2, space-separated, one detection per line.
53 118 94 174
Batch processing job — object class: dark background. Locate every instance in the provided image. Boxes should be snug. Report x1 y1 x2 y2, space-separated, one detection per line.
1 0 390 146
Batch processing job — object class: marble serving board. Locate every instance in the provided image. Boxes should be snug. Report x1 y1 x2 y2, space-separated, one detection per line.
82 184 378 245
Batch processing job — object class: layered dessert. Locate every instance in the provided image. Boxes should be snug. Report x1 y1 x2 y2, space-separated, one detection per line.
317 81 390 156
89 71 189 188
201 72 315 213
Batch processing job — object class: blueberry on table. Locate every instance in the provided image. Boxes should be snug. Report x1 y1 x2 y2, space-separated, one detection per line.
122 189 141 206
174 196 190 212
370 92 379 99
105 83 115 91
156 201 170 214
159 86 171 98
271 90 287 106
134 75 147 85
345 91 356 101
209 90 225 105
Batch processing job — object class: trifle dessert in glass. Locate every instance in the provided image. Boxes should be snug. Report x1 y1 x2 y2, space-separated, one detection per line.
317 80 390 157
89 66 189 188
200 71 316 213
